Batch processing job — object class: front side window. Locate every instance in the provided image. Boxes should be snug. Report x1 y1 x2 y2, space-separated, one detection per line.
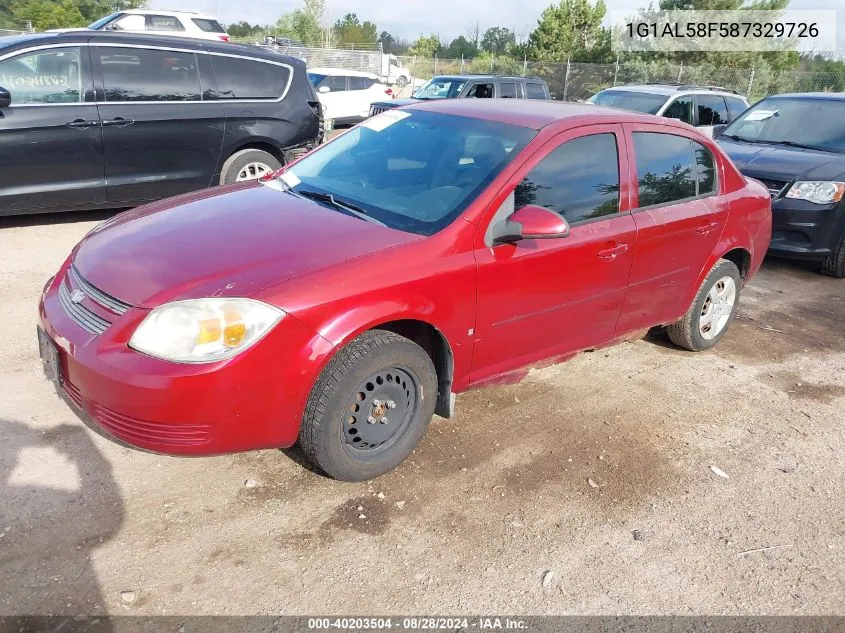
466 83 493 98
97 47 201 102
146 15 185 31
513 133 620 225
210 56 290 99
413 77 466 100
281 111 536 235
721 96 845 153
663 96 693 125
0 47 82 104
320 75 346 92
697 95 729 126
633 132 705 207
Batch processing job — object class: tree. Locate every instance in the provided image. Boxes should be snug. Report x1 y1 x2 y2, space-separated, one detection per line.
333 13 377 46
466 21 481 49
275 9 321 45
378 31 395 52
227 21 264 39
480 27 515 56
528 0 607 62
6 0 147 30
408 34 441 58
446 35 477 58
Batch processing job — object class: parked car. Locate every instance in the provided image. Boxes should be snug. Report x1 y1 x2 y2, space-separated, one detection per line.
308 67 393 125
38 100 771 481
587 84 749 137
717 93 845 277
0 31 322 216
48 9 232 42
369 74 551 116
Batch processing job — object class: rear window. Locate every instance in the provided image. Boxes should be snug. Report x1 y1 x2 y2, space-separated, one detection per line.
210 55 290 100
192 18 226 33
524 83 546 99
589 89 668 114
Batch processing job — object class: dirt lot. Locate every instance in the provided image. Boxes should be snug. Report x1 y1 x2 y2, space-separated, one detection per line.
1 209 843 616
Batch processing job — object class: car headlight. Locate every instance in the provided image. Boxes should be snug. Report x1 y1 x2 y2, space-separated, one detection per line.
129 298 284 363
785 181 845 205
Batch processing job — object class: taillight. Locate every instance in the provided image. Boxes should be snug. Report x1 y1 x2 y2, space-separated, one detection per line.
218 34 230 41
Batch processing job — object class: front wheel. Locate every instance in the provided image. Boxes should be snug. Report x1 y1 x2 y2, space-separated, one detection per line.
820 233 845 278
667 259 742 351
298 330 438 481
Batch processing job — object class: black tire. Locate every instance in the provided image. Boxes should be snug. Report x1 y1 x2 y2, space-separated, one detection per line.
820 233 845 278
219 149 282 185
667 259 742 352
299 330 438 481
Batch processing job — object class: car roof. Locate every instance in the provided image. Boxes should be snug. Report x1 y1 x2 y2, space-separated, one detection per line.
121 9 220 19
599 84 744 98
0 31 298 64
757 92 845 101
308 67 380 79
429 75 546 82
408 98 685 131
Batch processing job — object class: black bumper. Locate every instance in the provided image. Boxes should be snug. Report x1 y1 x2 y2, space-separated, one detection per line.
768 198 845 261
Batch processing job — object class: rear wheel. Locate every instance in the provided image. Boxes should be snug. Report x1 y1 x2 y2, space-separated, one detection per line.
219 149 282 185
667 259 742 351
820 233 845 278
298 330 437 481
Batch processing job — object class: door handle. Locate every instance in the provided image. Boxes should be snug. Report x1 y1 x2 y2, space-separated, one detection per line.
597 243 629 261
696 222 720 235
66 119 98 129
102 117 134 127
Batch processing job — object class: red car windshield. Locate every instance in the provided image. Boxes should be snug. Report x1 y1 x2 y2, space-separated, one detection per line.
281 111 536 236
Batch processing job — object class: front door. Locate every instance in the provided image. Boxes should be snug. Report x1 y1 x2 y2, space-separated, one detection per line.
616 124 728 333
471 124 637 384
0 45 105 214
92 44 225 204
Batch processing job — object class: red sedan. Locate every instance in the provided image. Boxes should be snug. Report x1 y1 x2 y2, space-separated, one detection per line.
38 100 772 481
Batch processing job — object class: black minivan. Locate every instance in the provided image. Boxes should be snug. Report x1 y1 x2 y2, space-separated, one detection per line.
0 31 322 216
717 93 845 277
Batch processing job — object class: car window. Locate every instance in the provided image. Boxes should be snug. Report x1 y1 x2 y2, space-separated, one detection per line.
146 15 184 31
588 89 667 114
524 83 546 99
466 83 493 98
110 13 145 31
663 96 693 125
694 141 717 195
413 77 467 99
88 12 121 29
210 56 291 99
514 133 620 225
192 18 226 33
97 47 201 102
0 47 83 104
499 82 517 98
320 75 346 92
349 76 373 90
724 96 748 120
697 95 729 126
284 110 536 236
633 132 697 207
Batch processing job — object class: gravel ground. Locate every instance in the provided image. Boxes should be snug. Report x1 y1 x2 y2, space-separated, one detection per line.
0 209 843 616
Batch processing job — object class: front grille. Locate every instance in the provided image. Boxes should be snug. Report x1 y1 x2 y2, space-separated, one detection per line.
59 282 111 334
90 404 212 447
68 266 130 315
369 104 395 117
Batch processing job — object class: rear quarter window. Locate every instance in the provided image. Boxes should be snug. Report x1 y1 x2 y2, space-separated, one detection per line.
724 96 748 120
210 55 291 100
524 83 547 99
192 18 226 33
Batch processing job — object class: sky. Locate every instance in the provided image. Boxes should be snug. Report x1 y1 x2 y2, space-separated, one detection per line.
149 0 844 50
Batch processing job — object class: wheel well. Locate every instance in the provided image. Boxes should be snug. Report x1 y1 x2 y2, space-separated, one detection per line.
230 142 286 166
376 320 455 418
721 248 752 279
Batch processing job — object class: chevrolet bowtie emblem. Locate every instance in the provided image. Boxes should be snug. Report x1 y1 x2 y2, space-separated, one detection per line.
70 289 85 304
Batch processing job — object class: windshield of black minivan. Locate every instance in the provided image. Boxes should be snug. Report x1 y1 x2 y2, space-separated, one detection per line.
721 97 845 153
277 110 536 235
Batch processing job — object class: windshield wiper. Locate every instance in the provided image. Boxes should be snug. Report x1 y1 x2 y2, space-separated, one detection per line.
764 140 830 152
720 134 755 143
296 189 386 226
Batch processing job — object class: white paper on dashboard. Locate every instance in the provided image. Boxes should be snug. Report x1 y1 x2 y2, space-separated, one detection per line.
744 110 778 121
361 110 411 132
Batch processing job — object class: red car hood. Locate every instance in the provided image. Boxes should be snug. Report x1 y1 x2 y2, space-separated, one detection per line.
73 182 421 308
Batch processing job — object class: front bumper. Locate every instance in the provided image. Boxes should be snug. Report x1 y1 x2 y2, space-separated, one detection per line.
767 198 845 260
37 264 333 456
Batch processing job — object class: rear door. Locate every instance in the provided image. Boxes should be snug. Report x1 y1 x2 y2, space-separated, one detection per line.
616 125 727 333
348 75 376 119
92 43 225 204
0 44 105 214
315 74 348 120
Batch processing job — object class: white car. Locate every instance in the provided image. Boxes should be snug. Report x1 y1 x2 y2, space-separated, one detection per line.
308 68 393 125
48 10 231 42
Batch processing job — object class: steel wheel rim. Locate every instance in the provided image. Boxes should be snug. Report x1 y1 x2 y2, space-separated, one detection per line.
699 275 737 340
342 366 420 460
236 162 272 182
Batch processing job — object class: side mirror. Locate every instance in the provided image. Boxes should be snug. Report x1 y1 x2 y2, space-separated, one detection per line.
318 85 330 94
0 86 10 109
494 204 570 243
